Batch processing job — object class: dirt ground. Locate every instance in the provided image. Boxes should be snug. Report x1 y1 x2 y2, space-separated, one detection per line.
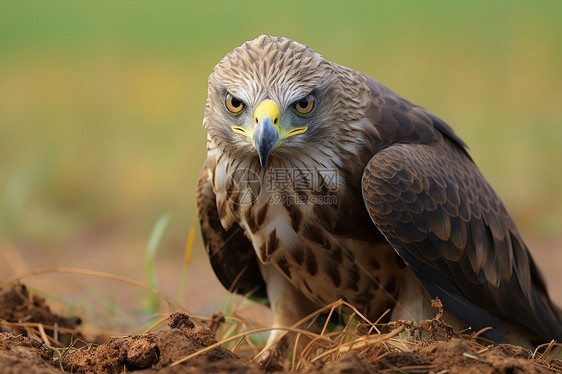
0 282 561 374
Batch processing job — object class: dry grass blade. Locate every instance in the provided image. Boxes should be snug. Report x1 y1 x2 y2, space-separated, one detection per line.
249 299 374 365
216 297 460 370
223 316 249 337
308 326 406 365
170 326 324 367
141 315 171 334
468 326 493 341
0 319 80 335
0 267 188 315
532 340 561 360
231 335 247 355
320 301 339 336
36 323 51 346
1 318 86 348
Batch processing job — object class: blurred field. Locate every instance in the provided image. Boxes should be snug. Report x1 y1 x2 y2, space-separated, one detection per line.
0 1 561 327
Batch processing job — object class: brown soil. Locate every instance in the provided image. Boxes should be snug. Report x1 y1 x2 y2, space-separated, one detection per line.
0 283 81 346
0 282 561 374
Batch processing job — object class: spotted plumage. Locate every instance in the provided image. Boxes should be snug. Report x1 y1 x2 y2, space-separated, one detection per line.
197 35 562 362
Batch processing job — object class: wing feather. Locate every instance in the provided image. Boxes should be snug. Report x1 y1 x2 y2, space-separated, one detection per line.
361 139 562 343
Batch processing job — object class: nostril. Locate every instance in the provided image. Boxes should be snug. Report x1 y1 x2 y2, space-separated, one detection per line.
254 117 258 124
274 118 278 125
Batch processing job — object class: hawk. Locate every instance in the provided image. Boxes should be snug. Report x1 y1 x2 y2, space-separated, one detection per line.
197 35 562 359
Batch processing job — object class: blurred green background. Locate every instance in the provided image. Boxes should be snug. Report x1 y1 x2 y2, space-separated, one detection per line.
0 1 561 320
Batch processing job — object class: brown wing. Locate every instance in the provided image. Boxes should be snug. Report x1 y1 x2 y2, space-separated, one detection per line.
361 137 562 343
196 159 267 299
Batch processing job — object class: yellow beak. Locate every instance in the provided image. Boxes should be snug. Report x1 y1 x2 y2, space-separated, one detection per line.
230 100 308 167
253 99 281 129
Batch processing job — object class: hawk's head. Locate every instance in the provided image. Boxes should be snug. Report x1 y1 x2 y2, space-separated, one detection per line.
203 35 368 168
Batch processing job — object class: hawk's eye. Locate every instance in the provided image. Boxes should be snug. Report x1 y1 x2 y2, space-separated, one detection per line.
293 95 315 115
225 94 244 114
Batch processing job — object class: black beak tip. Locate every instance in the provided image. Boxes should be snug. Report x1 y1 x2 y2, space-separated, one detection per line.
257 145 270 168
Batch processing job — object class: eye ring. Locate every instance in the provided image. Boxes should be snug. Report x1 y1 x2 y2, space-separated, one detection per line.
225 93 244 114
293 95 315 116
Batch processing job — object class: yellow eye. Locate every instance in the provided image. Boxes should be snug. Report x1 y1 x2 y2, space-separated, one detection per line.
225 94 244 114
293 95 315 115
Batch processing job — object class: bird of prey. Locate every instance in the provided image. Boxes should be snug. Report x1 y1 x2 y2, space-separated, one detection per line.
197 35 562 359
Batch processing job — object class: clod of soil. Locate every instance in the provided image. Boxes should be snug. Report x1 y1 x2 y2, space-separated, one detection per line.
0 282 561 373
0 282 81 346
58 312 262 374
0 333 59 374
0 311 264 374
369 338 562 374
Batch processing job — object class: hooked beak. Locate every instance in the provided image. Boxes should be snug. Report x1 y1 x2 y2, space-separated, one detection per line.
231 99 308 168
253 115 279 167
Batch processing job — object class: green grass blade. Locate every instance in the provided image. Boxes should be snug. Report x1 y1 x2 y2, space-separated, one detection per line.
145 213 171 313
